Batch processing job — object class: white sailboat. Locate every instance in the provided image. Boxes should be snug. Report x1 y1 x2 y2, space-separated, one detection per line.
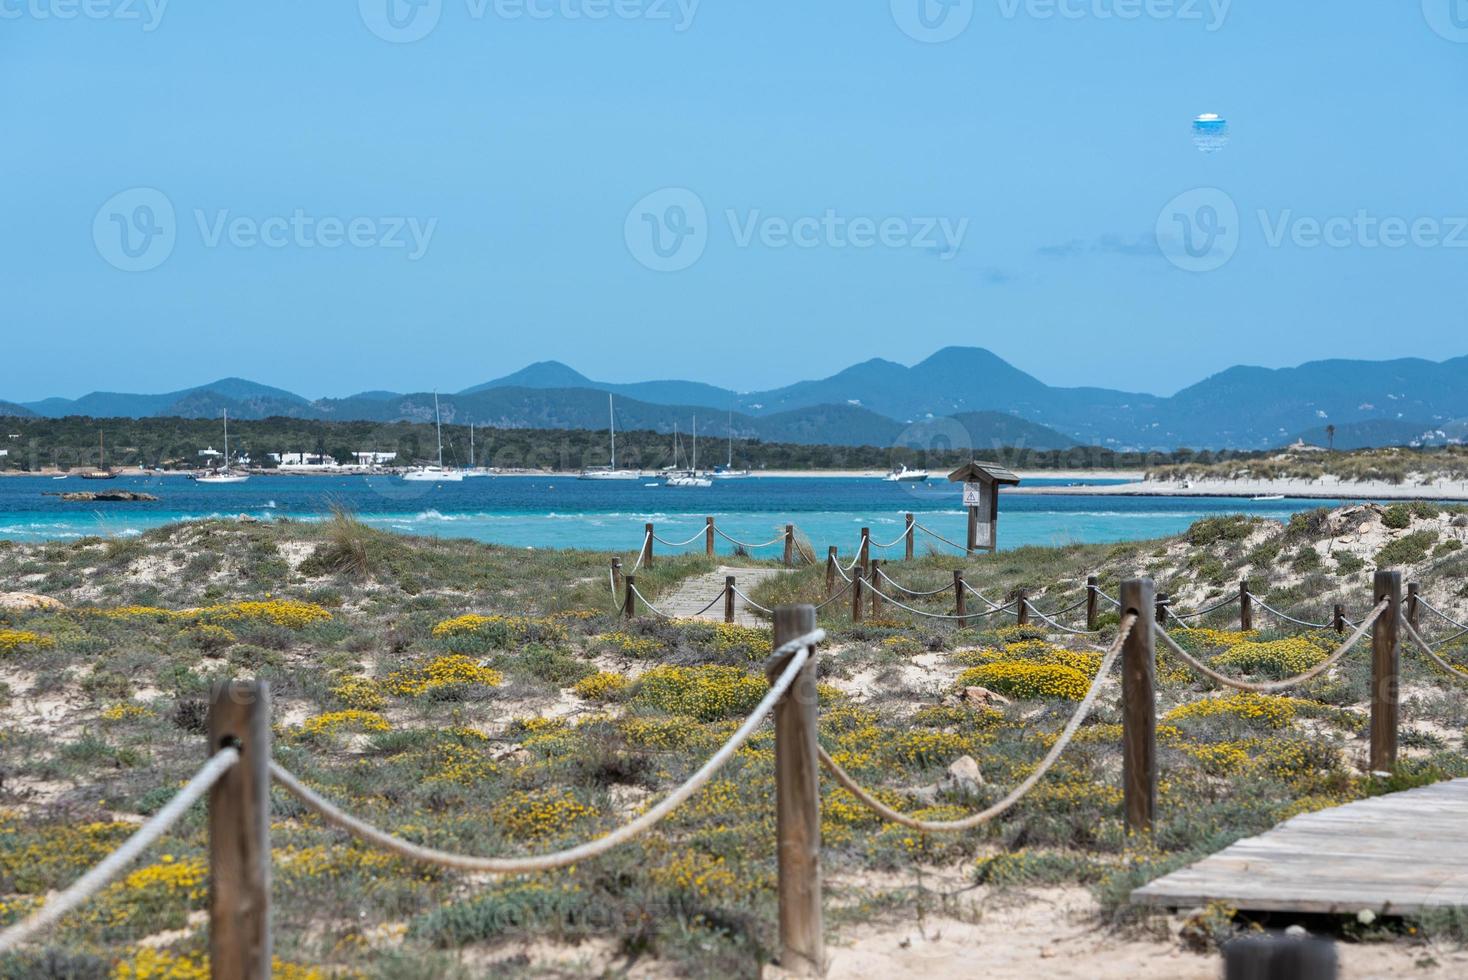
195 411 249 484
666 415 712 487
402 393 465 483
580 394 640 480
713 410 749 479
463 422 491 477
883 464 929 483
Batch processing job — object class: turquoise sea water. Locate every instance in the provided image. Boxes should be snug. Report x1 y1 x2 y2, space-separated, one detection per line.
0 475 1352 554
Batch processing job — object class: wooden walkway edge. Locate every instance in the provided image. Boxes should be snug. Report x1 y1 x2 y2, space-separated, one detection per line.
1132 778 1468 915
657 566 785 626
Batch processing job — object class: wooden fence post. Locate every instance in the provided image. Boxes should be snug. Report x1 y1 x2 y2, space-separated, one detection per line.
953 570 967 628
1334 603 1345 635
706 517 716 558
643 523 654 569
825 547 837 598
1371 570 1402 773
904 514 915 561
725 576 736 624
869 560 883 618
858 528 870 575
1156 592 1169 627
1086 575 1100 631
1223 934 1337 980
1016 589 1028 626
784 524 795 568
1407 582 1420 627
610 557 623 601
209 680 272 980
624 575 637 620
769 605 824 976
1239 579 1252 632
851 568 864 623
1121 577 1157 834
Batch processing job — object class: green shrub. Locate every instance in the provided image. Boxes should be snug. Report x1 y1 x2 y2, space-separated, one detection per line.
1376 530 1438 567
1187 516 1253 548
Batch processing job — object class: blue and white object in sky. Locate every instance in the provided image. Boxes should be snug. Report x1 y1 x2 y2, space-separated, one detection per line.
1192 113 1230 154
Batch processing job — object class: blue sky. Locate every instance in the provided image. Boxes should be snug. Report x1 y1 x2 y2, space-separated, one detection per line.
4 2 1466 402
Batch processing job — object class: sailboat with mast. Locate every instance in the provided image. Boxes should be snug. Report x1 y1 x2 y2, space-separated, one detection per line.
665 415 712 487
713 410 749 479
462 422 491 477
579 394 640 480
79 431 118 480
402 393 464 483
195 410 249 484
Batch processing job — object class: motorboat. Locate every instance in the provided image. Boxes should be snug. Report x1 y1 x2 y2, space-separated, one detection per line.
883 465 929 483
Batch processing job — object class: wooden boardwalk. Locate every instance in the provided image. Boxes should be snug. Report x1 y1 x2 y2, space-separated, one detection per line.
1133 778 1468 914
655 566 786 626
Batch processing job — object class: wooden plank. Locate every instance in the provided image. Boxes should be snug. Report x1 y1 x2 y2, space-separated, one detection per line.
1133 778 1468 914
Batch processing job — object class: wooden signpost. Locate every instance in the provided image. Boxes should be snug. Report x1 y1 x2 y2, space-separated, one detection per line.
946 461 1021 554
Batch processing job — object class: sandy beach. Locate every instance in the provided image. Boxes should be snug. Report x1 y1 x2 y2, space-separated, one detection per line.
1013 476 1468 502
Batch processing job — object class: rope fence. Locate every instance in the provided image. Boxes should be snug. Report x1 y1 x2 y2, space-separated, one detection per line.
0 747 241 954
1155 600 1387 694
271 628 825 874
1403 616 1468 684
4 563 1452 976
819 613 1136 832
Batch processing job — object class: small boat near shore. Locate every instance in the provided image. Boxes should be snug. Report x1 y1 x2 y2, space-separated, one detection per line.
402 394 465 483
581 395 640 480
1253 494 1286 501
883 465 928 483
664 416 712 487
194 411 250 484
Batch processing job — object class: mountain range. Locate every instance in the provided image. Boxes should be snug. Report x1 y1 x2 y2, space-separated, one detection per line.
6 347 1467 451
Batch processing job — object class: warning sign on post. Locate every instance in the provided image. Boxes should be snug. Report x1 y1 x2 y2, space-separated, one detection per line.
962 482 983 506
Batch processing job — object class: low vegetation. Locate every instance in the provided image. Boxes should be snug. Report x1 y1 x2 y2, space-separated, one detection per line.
1150 445 1468 486
1 505 1467 976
